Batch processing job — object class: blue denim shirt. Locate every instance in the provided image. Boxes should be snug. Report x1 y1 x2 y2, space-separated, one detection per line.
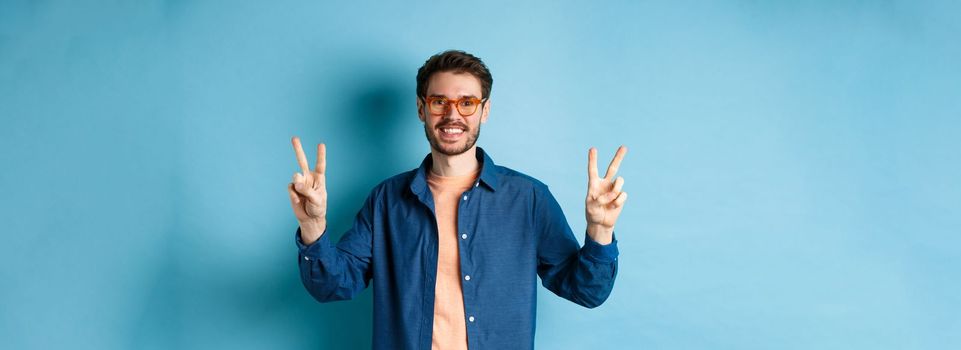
295 147 619 350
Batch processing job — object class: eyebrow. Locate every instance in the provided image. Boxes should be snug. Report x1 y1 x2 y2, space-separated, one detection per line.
427 94 479 99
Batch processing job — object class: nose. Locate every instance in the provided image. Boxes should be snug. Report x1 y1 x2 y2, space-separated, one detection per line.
441 101 467 121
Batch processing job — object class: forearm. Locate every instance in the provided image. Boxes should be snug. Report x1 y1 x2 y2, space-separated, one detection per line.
541 245 619 308
539 230 619 308
296 227 369 302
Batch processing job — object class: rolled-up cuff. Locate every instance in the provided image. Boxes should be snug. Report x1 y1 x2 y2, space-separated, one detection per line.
294 227 332 261
581 231 619 263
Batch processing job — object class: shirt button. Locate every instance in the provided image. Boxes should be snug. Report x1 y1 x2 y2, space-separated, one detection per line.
303 256 310 261
468 316 475 322
461 233 467 239
474 182 479 187
464 275 471 281
462 195 468 201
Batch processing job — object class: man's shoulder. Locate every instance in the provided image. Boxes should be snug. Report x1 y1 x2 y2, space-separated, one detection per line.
369 168 419 196
490 163 550 192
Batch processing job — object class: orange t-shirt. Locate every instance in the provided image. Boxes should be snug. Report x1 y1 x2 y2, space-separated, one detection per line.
427 169 479 350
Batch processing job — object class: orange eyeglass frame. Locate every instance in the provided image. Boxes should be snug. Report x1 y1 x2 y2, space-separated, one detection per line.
421 96 488 116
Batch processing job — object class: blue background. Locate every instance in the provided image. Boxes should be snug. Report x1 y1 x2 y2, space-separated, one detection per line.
2 1 959 349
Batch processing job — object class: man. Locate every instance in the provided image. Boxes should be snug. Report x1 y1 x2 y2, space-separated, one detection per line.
288 50 628 350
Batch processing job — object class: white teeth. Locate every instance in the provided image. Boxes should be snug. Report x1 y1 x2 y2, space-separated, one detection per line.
442 128 464 134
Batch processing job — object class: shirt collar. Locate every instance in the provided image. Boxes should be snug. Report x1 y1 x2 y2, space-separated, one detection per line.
410 147 499 197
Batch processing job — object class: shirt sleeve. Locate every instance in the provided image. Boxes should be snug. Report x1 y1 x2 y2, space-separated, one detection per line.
294 189 377 303
533 184 619 308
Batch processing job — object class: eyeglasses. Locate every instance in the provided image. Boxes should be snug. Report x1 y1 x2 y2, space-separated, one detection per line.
421 96 488 116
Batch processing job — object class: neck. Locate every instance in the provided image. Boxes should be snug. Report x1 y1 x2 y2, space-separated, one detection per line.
430 145 480 177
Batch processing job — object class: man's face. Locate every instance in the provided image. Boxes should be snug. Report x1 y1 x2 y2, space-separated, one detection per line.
417 71 490 156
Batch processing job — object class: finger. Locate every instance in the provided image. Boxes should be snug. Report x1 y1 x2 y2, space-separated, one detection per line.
597 177 624 204
293 180 319 199
292 136 311 175
292 174 322 201
287 183 301 205
315 143 326 174
311 174 323 191
599 187 619 204
604 145 627 181
588 147 598 180
293 172 307 192
612 191 628 208
295 185 322 203
611 176 624 194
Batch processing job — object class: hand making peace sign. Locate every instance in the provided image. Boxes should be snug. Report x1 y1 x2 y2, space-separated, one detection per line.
288 136 328 243
585 146 628 244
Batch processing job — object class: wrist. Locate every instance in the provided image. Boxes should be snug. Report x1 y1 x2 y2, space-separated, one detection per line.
587 223 614 245
299 218 327 245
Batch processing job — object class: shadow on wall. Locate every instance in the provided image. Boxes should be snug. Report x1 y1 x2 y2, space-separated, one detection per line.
293 59 412 349
126 56 411 349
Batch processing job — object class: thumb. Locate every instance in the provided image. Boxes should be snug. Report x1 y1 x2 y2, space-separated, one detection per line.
294 182 323 203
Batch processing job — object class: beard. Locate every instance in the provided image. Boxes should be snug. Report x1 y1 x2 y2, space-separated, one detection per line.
424 119 481 156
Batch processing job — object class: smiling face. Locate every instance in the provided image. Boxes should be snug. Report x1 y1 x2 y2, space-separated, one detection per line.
417 71 490 156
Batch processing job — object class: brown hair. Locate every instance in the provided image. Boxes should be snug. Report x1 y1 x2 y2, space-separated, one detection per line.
416 50 493 99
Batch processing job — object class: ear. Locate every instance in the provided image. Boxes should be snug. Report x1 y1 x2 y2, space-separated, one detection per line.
480 98 491 124
416 97 425 122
